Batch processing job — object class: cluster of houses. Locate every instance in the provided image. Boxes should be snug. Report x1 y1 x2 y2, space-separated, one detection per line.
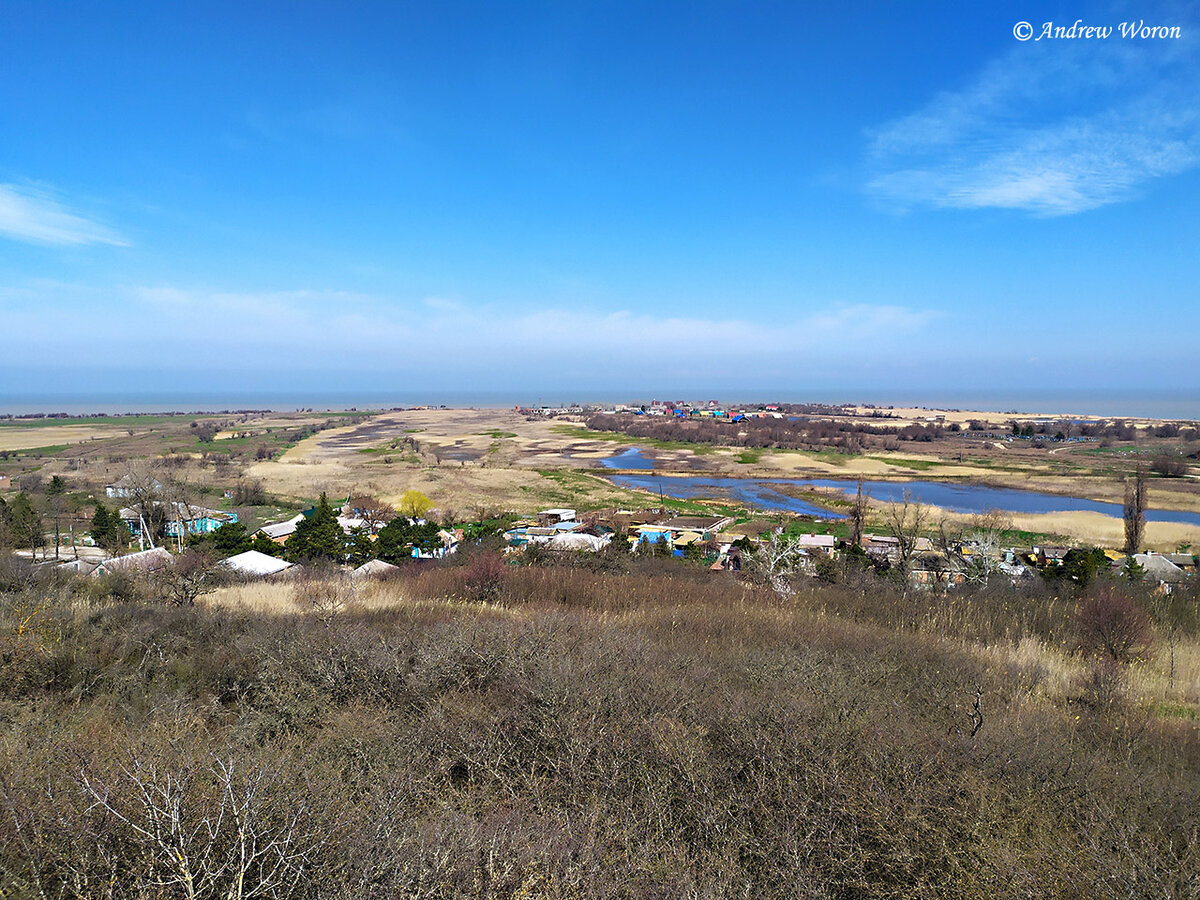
517 400 787 421
1029 545 1198 586
69 544 398 582
18 475 1194 593
503 509 747 557
241 504 1199 592
106 474 239 545
251 504 463 559
498 508 1198 591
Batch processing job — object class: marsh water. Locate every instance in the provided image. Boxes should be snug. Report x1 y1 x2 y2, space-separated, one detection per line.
600 448 1200 526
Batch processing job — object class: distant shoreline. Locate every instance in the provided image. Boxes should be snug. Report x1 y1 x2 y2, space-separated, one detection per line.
1 392 1197 421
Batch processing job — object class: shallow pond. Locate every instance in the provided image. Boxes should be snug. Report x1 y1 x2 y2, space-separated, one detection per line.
601 448 1200 526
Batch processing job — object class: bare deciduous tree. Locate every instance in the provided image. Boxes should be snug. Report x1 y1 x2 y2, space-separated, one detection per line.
746 533 808 595
346 493 395 533
75 755 318 900
294 567 357 626
886 491 926 576
158 550 219 607
1076 586 1152 664
118 463 167 549
962 509 1012 585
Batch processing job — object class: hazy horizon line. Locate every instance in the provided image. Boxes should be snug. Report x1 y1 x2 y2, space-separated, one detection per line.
2 390 1198 421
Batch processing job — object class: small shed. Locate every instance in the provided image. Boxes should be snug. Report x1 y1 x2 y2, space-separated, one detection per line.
352 559 400 579
223 550 295 578
91 547 174 577
537 508 577 526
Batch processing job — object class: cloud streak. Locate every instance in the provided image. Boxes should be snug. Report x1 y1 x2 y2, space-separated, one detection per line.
0 183 129 246
866 35 1200 215
0 283 935 386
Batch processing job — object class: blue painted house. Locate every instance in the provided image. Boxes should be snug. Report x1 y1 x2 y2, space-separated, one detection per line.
120 502 238 538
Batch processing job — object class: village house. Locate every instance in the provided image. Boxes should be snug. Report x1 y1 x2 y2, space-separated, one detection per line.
1031 546 1071 568
1121 552 1189 588
119 502 238 538
90 547 174 577
222 550 296 578
794 533 837 556
658 515 734 539
105 474 162 499
255 513 306 544
1164 553 1198 575
537 508 577 526
862 534 900 563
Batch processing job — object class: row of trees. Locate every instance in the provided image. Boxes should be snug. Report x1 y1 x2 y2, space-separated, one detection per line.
187 491 445 566
0 494 44 557
282 492 443 564
583 413 954 454
0 477 74 560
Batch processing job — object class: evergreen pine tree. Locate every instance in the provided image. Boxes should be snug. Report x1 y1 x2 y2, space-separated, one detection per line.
91 502 127 552
286 493 346 562
10 494 44 558
250 532 284 557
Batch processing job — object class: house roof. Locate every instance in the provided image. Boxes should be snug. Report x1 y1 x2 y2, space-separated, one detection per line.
547 533 608 552
257 514 305 539
352 559 400 578
119 501 232 522
1037 546 1071 559
660 515 732 532
223 550 295 577
94 547 174 575
47 558 99 576
863 534 899 545
1133 553 1188 583
795 533 836 549
107 474 162 489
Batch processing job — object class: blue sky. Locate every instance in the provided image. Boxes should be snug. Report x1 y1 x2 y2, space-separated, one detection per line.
2 1 1198 412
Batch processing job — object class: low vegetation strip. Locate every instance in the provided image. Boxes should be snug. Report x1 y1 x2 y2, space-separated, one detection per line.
2 563 1198 898
550 423 718 454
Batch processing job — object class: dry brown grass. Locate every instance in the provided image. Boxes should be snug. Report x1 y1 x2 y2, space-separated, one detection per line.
1005 509 1200 550
7 562 1200 897
0 424 135 451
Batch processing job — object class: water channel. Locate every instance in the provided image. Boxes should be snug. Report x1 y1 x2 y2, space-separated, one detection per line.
599 447 1200 527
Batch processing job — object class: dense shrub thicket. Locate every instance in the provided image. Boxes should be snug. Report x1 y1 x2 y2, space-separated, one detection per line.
581 412 1200 457
1 568 1199 899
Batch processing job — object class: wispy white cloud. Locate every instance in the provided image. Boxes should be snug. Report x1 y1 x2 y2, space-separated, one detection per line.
5 280 1197 394
0 283 935 383
866 35 1200 215
0 183 129 246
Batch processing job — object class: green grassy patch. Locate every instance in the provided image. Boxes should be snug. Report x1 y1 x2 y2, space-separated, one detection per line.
535 468 726 515
477 430 517 439
736 450 761 464
550 424 716 454
775 447 859 466
12 444 71 456
866 456 943 471
1153 701 1199 721
0 414 183 429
